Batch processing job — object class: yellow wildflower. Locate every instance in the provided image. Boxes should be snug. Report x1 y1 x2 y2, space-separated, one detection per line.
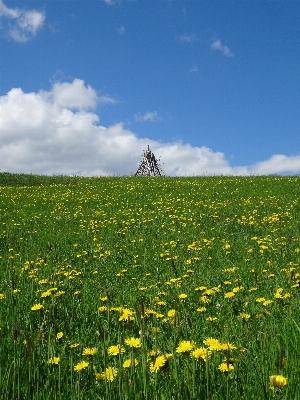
218 363 234 372
176 340 195 353
82 347 98 356
74 361 89 372
31 303 43 311
123 358 138 368
269 375 287 390
107 345 125 356
124 337 142 348
48 356 60 365
150 354 172 373
191 347 210 360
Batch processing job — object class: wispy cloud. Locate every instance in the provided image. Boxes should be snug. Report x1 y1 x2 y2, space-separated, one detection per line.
189 66 199 73
179 33 197 43
134 111 160 122
103 0 121 5
211 39 233 57
117 25 125 35
0 0 45 42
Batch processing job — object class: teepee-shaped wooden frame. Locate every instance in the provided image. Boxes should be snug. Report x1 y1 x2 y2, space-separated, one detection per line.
134 145 164 176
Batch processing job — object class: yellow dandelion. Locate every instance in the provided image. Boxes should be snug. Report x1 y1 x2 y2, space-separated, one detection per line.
197 307 206 312
191 347 210 360
107 345 125 356
167 309 177 317
31 303 43 311
124 337 142 348
200 295 210 303
56 332 63 339
150 354 172 373
123 358 138 368
178 293 188 300
203 338 222 351
74 361 89 372
269 375 287 390
104 366 118 381
82 347 98 356
98 306 108 312
48 356 60 365
239 312 250 320
206 317 217 321
41 290 51 298
218 363 234 372
176 340 195 353
225 292 235 299
263 300 273 306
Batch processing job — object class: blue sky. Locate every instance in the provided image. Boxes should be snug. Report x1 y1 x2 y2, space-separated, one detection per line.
1 0 300 176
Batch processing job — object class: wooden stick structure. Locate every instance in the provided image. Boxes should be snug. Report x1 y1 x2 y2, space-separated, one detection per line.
134 145 164 176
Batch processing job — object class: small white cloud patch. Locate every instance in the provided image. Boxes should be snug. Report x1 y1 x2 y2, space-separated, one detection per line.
211 39 233 57
0 0 45 42
134 111 160 122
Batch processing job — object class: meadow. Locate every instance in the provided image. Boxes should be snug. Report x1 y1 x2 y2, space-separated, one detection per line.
0 173 299 399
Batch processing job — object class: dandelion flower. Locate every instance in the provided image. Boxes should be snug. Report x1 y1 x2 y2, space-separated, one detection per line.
150 354 172 373
206 317 217 322
124 337 142 348
269 375 287 390
179 293 187 300
218 363 234 372
123 358 138 368
70 343 79 348
197 307 206 312
191 347 210 361
200 295 210 303
256 297 266 302
203 338 222 351
48 356 60 365
82 347 98 356
225 292 235 299
167 309 176 318
31 303 43 311
41 290 51 298
56 332 63 339
176 340 195 353
240 313 250 320
74 361 89 372
97 366 118 381
107 345 125 356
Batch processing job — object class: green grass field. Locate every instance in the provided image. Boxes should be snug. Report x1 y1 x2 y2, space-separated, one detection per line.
0 173 299 399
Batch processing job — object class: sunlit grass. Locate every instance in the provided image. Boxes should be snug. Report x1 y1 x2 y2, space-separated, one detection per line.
0 173 299 399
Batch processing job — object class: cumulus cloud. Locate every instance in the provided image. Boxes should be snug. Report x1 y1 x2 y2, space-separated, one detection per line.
1 79 300 176
0 0 45 42
134 111 160 122
211 39 233 57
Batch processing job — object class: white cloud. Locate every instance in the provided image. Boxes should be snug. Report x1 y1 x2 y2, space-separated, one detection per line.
179 33 197 43
0 0 45 42
189 66 199 73
103 0 120 5
211 39 233 57
117 25 125 35
134 111 160 122
1 79 300 177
